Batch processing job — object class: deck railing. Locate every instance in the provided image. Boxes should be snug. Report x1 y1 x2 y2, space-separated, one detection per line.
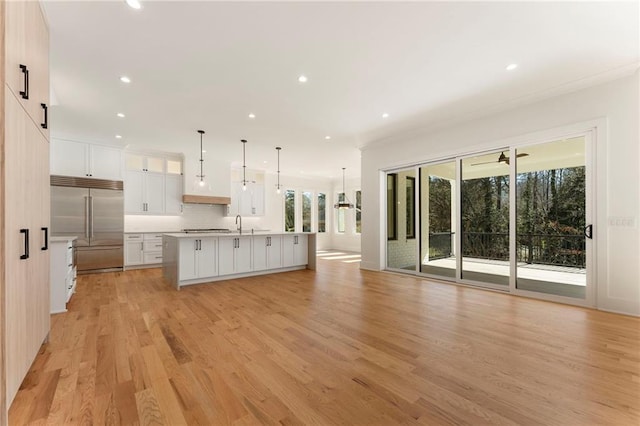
429 232 586 268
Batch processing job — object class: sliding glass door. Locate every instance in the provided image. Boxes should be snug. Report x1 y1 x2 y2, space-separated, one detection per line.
460 152 510 287
419 161 456 278
515 136 590 299
384 131 593 305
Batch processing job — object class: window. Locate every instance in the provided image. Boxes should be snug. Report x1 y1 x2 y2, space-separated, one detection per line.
387 174 397 240
355 190 362 234
318 193 326 233
302 191 312 232
284 190 295 232
406 176 415 239
337 192 345 233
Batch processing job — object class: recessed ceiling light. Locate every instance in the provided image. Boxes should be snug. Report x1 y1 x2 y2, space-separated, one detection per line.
248 113 256 119
115 135 122 139
263 160 268 164
202 150 207 153
125 0 142 10
298 75 308 83
117 112 125 118
506 63 518 71
120 76 131 83
382 113 389 119
325 136 331 140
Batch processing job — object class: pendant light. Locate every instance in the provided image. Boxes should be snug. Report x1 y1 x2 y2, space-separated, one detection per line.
275 146 283 194
334 167 354 209
193 130 210 191
241 139 248 191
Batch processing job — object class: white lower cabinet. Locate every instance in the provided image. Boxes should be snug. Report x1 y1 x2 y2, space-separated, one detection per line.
125 233 165 267
50 238 77 313
219 236 252 276
179 237 217 281
125 239 144 266
283 234 308 267
253 235 282 271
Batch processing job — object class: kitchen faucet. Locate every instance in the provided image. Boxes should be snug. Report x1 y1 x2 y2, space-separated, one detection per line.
235 215 242 234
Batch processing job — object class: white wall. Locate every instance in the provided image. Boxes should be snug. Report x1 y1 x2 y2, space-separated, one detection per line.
361 72 640 316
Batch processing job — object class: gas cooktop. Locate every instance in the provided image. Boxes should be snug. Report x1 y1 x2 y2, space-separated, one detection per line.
182 228 232 234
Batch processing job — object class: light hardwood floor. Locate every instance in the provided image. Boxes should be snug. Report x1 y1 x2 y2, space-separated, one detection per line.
9 256 640 425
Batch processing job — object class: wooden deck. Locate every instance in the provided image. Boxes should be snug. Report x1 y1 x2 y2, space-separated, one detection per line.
8 255 639 425
424 256 586 286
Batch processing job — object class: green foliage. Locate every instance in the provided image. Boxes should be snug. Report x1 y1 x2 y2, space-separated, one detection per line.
285 190 295 232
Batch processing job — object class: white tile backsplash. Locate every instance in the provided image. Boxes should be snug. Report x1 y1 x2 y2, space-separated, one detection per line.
124 204 227 232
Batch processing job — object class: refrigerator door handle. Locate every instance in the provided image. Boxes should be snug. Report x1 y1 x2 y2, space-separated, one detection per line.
84 196 90 238
89 196 94 238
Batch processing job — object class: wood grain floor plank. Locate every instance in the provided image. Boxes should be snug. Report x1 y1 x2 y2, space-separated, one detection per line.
7 258 640 425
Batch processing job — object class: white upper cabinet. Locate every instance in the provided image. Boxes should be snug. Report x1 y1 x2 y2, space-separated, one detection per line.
124 152 183 215
50 139 123 180
126 153 165 173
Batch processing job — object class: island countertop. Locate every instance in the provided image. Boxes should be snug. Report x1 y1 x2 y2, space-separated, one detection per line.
162 231 315 238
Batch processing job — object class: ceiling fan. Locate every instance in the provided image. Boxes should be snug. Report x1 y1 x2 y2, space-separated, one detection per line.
471 151 528 166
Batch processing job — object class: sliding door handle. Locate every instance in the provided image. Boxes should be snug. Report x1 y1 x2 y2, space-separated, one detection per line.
584 224 593 239
20 229 29 259
41 227 49 250
41 103 48 129
19 64 29 99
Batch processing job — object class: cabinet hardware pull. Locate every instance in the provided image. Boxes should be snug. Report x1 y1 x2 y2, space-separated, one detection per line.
19 64 29 99
41 103 48 129
41 227 49 250
20 229 29 259
194 240 198 250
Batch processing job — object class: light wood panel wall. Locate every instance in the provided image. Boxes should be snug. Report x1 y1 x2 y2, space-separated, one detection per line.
2 0 50 415
0 0 7 423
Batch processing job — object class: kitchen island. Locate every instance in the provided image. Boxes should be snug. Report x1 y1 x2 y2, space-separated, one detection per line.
162 232 316 289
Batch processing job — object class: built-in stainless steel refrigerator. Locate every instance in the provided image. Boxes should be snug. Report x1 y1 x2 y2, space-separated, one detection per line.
50 175 124 273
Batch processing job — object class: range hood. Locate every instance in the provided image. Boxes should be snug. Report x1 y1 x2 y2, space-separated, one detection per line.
182 194 231 205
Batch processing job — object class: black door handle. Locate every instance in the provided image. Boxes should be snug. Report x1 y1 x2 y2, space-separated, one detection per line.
41 103 48 129
20 229 29 259
41 227 49 250
584 224 593 239
19 64 29 100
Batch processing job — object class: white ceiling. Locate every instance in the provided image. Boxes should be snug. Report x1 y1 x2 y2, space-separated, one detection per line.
43 1 639 179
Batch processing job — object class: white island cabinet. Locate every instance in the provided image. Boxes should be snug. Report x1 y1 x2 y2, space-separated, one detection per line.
163 232 315 289
179 237 217 280
253 235 282 271
219 236 252 276
283 234 308 267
